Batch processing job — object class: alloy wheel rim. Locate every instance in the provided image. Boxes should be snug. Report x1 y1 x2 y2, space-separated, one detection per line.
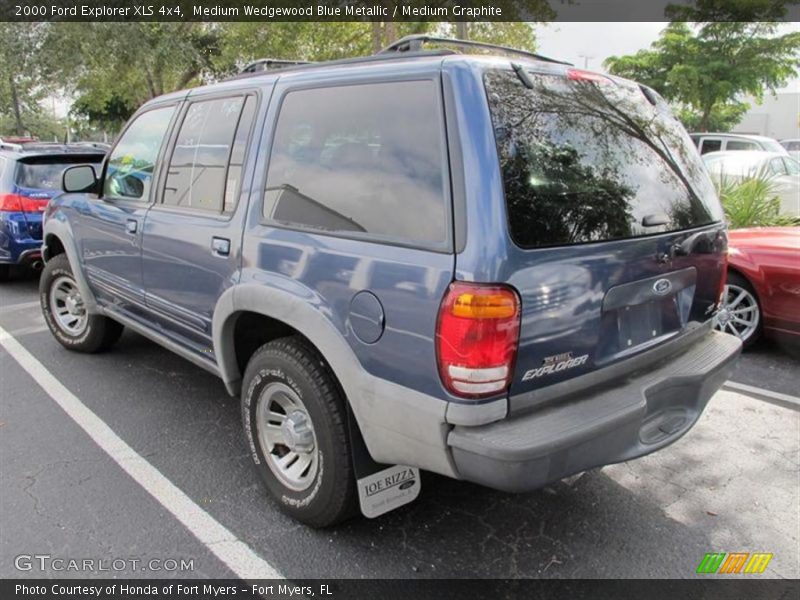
714 283 760 342
49 275 88 336
256 382 319 492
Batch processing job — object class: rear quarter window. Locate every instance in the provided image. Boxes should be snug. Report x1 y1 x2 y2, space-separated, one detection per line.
263 80 449 247
484 69 723 249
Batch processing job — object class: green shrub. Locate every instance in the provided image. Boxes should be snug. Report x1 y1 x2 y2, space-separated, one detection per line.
713 171 800 229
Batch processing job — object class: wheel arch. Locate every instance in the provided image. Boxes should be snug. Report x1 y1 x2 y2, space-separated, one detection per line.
213 284 357 400
42 219 98 311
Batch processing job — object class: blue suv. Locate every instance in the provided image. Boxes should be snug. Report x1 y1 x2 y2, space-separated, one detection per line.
0 142 105 280
40 37 741 526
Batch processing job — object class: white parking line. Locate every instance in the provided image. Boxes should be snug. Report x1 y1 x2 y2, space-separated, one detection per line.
0 300 40 313
0 325 283 581
722 381 800 411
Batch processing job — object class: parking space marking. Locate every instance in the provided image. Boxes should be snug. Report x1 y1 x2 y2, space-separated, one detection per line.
0 325 283 581
722 381 800 411
0 300 40 313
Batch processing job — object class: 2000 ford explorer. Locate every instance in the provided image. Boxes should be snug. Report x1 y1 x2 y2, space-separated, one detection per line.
39 36 741 527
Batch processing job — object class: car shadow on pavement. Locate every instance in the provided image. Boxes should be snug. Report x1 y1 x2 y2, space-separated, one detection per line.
6 297 794 580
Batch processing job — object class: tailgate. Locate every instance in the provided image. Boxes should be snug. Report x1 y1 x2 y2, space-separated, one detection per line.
482 67 728 398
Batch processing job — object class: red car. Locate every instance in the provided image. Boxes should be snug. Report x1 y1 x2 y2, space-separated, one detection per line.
715 227 800 347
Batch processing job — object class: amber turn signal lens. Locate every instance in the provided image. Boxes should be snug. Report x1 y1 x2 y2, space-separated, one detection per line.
451 292 517 319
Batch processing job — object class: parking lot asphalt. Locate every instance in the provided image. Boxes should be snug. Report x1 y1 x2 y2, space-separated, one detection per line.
1 272 798 579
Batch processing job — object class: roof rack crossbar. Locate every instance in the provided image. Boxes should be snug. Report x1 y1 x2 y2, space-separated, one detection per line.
378 35 572 66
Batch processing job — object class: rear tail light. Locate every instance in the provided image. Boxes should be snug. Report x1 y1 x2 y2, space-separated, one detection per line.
0 193 48 212
436 282 521 398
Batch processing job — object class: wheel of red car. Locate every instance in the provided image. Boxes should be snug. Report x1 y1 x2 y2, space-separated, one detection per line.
714 272 762 348
40 254 124 353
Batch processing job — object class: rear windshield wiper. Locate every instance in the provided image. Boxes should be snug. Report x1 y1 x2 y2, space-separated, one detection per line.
511 63 534 89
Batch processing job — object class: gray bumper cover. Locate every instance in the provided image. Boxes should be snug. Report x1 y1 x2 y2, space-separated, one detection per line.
448 330 742 493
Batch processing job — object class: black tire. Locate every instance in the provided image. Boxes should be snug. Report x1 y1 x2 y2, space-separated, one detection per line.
241 336 357 527
717 272 763 350
40 254 124 353
0 264 9 282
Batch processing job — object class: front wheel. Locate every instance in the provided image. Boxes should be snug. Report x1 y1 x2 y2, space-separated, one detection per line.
241 336 357 527
714 272 762 349
40 254 124 352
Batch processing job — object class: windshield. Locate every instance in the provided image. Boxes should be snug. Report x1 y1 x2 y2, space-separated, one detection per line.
484 70 724 249
16 156 104 190
761 139 787 154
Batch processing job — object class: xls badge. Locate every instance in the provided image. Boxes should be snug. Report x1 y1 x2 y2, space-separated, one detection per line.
522 352 589 381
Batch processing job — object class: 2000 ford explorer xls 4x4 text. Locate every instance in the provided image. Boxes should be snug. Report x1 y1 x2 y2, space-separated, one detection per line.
39 36 741 527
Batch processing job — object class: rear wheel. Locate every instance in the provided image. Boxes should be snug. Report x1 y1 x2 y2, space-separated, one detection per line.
241 336 357 527
40 254 124 352
0 265 9 282
714 272 762 348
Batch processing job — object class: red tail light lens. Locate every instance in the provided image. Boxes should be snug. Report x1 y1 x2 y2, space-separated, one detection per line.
0 193 48 213
436 282 521 398
0 193 23 211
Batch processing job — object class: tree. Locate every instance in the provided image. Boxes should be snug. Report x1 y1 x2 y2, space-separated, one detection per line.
0 22 50 135
42 23 225 129
604 4 800 132
443 22 537 51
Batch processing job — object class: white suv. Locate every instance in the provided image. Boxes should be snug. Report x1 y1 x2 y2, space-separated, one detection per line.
690 133 788 155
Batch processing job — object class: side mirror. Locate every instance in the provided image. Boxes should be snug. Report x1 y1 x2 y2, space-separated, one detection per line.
62 165 99 193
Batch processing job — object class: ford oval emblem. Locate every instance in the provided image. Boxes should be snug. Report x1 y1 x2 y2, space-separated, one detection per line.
399 480 415 490
653 278 672 295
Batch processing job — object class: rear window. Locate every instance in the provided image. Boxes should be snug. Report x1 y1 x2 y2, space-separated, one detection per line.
16 155 104 190
485 70 723 249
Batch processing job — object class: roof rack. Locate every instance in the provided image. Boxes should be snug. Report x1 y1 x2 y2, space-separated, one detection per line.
378 35 572 66
225 49 455 82
12 142 109 154
240 58 314 75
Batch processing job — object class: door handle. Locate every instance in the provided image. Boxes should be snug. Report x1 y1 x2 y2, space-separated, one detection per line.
211 237 230 257
126 219 137 234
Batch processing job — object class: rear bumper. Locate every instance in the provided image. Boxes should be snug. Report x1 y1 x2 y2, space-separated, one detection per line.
0 211 42 265
448 330 742 493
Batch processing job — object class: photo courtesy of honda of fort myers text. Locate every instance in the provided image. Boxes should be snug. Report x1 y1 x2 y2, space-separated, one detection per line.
1 0 800 599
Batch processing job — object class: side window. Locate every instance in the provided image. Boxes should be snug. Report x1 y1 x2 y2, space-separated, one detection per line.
163 95 255 213
700 139 722 154
726 140 757 151
104 106 175 200
263 80 448 246
769 158 788 176
783 158 800 176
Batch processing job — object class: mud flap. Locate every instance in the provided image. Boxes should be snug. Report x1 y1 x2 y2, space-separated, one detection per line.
347 407 420 518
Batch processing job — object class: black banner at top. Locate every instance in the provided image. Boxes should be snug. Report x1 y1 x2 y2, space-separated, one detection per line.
3 0 800 22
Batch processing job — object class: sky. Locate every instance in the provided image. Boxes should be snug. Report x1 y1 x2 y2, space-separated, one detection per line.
533 22 800 93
